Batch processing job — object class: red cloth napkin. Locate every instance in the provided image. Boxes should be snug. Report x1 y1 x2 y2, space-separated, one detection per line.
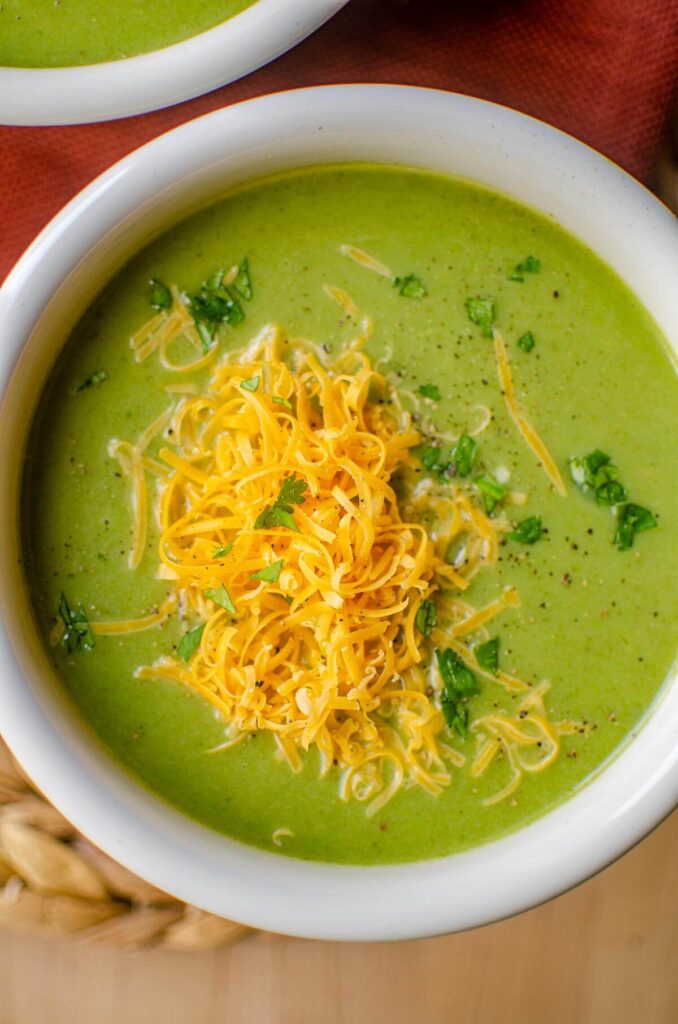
1 0 676 283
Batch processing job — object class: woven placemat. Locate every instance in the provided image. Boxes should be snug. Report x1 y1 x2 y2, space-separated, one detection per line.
0 739 252 950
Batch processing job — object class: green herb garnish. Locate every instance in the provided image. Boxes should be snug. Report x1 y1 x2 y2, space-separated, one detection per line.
518 331 536 353
189 277 245 352
178 624 205 662
510 255 541 281
75 368 109 392
613 503 657 551
149 278 172 310
205 584 236 614
255 473 307 532
212 543 233 558
250 559 284 584
415 599 438 638
57 593 94 653
272 396 293 410
475 637 499 673
394 274 426 299
475 473 507 513
451 434 477 477
569 450 627 505
420 446 450 478
231 258 252 301
436 649 480 737
466 296 495 337
240 376 259 393
508 515 543 544
418 383 441 402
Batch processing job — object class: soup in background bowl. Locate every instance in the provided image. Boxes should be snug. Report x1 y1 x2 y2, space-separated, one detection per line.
0 0 349 125
0 86 676 940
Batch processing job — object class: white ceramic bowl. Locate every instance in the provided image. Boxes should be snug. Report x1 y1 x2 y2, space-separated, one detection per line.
0 0 348 126
0 86 676 941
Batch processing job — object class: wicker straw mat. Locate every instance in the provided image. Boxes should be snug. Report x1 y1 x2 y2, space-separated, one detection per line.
0 739 252 950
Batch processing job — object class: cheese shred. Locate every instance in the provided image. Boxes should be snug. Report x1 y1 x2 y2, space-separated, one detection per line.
102 309 579 812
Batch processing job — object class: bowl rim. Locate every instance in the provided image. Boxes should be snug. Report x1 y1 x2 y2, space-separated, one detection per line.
0 85 677 941
0 0 349 126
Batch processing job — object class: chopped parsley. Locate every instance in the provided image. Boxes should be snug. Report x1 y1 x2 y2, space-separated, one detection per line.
466 296 495 337
57 593 94 653
569 450 626 503
508 515 543 544
394 274 426 299
420 445 450 478
418 383 441 402
149 277 172 310
231 258 252 301
436 649 480 737
570 450 656 550
75 368 109 392
510 255 541 282
178 623 205 662
255 473 307 532
419 434 476 480
452 434 477 477
475 473 507 514
475 636 499 673
272 396 293 410
518 331 536 353
415 599 437 637
613 503 657 551
205 584 236 614
240 376 259 393
250 559 284 584
212 543 233 558
190 284 244 352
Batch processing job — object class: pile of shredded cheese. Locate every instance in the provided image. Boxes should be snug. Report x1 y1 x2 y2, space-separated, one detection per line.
104 304 579 814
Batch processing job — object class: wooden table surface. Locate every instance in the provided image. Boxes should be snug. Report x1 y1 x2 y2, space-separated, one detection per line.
1 811 676 1024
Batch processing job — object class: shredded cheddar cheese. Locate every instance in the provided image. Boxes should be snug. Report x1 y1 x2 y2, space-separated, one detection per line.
103 303 580 812
493 329 567 496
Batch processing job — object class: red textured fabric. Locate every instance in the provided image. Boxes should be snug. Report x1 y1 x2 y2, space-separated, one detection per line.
1 0 676 283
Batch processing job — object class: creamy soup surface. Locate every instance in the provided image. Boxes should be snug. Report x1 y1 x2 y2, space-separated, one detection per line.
0 0 257 67
23 165 678 864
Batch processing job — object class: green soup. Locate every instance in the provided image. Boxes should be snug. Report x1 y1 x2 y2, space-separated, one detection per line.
23 165 678 864
0 0 256 67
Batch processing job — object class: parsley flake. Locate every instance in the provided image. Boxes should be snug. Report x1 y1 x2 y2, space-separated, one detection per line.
475 473 507 514
255 474 307 532
75 368 109 392
178 624 205 662
250 559 284 584
518 331 536 353
240 376 259 393
57 593 94 653
452 434 477 477
231 258 252 301
510 255 541 281
508 515 543 544
149 278 172 310
205 584 236 614
394 274 426 299
475 637 499 673
466 296 496 337
415 599 437 637
212 543 233 558
418 383 441 402
613 503 657 550
436 649 480 737
272 396 293 410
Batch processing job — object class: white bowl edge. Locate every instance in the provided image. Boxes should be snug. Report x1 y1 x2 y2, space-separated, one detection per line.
0 0 349 126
